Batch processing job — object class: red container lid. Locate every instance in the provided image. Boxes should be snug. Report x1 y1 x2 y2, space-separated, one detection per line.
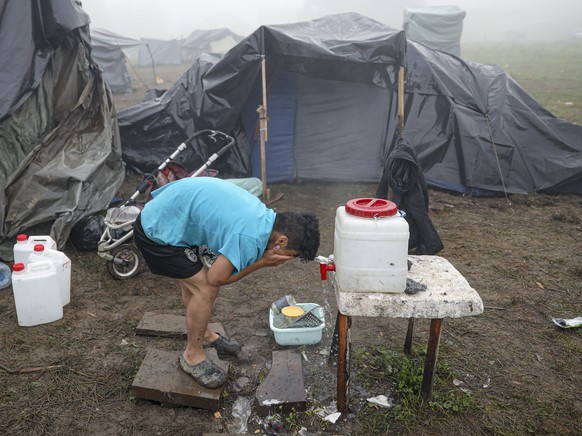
17 234 27 242
345 198 398 218
33 244 45 252
13 263 24 271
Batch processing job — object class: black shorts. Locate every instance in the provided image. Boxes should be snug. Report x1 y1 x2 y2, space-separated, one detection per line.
133 214 204 279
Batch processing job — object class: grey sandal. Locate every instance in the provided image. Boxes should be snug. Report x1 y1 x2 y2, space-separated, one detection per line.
203 333 242 356
178 355 228 388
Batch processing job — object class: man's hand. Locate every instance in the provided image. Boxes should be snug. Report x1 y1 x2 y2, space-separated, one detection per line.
260 245 296 267
206 245 296 286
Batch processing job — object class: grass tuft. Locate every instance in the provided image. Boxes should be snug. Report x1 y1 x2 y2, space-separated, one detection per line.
354 345 475 432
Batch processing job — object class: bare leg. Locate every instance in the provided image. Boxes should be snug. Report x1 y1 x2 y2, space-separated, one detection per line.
177 267 220 365
180 284 219 346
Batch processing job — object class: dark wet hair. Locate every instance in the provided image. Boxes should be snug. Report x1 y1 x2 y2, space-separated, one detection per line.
273 211 320 262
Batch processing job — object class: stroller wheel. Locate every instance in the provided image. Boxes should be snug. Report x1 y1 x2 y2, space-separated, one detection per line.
107 244 141 280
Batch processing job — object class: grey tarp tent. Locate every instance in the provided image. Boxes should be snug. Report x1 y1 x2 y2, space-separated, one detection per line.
181 28 244 62
90 28 144 94
403 5 466 57
137 38 182 66
0 0 125 260
117 12 582 195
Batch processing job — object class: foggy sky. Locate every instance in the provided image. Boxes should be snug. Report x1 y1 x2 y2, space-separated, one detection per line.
81 0 582 42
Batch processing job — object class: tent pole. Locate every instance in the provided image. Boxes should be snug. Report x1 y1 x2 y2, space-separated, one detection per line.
258 56 270 201
146 44 158 85
398 64 405 136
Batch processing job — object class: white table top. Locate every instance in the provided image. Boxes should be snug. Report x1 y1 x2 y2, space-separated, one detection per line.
333 255 483 319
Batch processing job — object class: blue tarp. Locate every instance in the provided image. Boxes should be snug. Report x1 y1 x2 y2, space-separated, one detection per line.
243 71 297 182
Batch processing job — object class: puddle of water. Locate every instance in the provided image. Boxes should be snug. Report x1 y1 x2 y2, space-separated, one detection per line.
231 396 253 434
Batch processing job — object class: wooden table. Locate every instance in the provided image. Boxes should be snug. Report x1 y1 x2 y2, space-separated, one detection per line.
331 255 483 412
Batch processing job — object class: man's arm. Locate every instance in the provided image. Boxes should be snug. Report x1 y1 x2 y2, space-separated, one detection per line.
206 246 294 286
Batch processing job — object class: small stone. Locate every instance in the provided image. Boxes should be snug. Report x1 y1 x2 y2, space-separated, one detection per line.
234 376 251 391
254 329 269 337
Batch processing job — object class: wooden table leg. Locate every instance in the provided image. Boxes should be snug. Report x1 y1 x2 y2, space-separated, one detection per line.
337 312 351 413
421 318 443 401
327 311 341 367
404 317 415 355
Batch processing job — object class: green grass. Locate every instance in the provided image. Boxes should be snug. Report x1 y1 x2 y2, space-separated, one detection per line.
353 345 475 433
462 41 582 125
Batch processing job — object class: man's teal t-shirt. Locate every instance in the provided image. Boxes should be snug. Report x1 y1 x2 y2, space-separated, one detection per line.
139 177 276 274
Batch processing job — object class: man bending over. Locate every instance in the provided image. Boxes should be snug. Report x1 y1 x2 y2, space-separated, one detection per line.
134 177 320 388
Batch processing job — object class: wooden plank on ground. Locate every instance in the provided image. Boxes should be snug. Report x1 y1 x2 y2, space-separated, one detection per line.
135 311 224 339
255 350 306 415
130 348 229 410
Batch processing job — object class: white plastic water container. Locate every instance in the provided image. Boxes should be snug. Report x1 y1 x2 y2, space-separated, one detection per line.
334 198 409 293
28 244 47 264
11 261 63 326
28 245 71 306
13 234 34 266
28 235 56 250
13 234 57 266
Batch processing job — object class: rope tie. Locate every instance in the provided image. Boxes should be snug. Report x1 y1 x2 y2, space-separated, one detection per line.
485 112 511 204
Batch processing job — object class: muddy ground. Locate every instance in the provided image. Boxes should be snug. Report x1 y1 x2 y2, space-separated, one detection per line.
1 178 581 435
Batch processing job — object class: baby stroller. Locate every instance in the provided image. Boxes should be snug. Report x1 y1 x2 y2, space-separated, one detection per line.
97 129 235 280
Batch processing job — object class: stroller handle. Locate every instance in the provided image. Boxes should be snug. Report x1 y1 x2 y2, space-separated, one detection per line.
190 131 236 178
127 130 234 201
162 129 233 173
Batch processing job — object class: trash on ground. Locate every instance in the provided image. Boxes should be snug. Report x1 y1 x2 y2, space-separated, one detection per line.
552 317 582 329
231 396 252 434
260 414 285 433
367 394 392 408
324 412 341 423
0 262 11 289
315 402 339 422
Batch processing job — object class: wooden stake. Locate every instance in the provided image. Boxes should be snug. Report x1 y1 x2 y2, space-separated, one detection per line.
398 64 405 136
258 56 270 201
0 362 65 374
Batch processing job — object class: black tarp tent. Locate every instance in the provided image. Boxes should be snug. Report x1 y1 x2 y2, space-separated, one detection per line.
0 0 125 260
118 13 582 195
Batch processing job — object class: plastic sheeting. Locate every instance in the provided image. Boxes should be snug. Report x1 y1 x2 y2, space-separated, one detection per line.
181 28 244 62
119 14 404 180
90 28 144 94
117 12 582 195
0 0 125 260
137 38 182 66
403 5 466 57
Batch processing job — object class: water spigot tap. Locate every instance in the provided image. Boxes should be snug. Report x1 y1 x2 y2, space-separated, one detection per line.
317 254 335 280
